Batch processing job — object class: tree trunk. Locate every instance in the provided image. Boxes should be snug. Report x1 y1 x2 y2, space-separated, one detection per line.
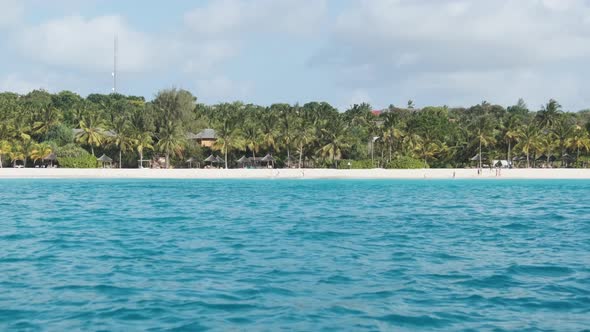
91 145 95 157
479 140 482 170
139 150 143 168
526 153 530 168
388 144 392 163
287 147 290 168
299 145 303 169
24 157 27 168
119 149 122 169
224 145 228 169
507 140 511 165
0 155 3 168
165 152 170 169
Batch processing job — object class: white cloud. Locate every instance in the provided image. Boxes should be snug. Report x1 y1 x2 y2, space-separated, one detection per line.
341 88 372 110
399 70 584 109
184 0 327 37
0 0 23 29
181 41 238 74
311 0 590 109
0 73 48 93
17 15 153 73
196 76 254 103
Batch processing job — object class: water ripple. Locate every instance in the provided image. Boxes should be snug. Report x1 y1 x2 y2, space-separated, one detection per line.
0 179 589 331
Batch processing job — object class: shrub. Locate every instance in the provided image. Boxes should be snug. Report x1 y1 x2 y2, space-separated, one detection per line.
338 159 374 169
387 156 426 169
54 144 97 168
55 143 90 158
58 155 97 168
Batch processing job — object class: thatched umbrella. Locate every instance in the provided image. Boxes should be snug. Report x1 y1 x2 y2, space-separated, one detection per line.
43 153 57 167
261 154 275 168
204 154 216 167
562 153 574 167
186 157 196 168
237 155 248 168
97 154 113 168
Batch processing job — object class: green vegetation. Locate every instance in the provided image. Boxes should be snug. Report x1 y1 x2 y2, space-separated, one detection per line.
1 89 590 168
387 156 425 169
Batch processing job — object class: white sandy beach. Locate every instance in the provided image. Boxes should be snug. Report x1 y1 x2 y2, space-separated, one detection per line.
1 167 590 179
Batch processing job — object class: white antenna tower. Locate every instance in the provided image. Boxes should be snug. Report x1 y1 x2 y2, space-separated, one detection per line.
112 35 118 93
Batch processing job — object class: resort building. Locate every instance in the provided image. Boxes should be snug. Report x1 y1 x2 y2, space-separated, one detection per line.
187 128 217 148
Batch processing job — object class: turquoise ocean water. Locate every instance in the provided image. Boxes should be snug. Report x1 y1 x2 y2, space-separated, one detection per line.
1 179 589 331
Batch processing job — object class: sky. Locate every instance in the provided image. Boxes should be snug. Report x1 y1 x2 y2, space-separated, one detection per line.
0 0 589 111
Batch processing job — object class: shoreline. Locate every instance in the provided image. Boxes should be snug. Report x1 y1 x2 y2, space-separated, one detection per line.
2 168 590 179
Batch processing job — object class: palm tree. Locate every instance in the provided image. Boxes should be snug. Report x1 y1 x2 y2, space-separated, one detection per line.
0 140 11 168
76 114 105 156
32 106 61 139
515 125 540 168
553 116 575 166
243 124 262 161
279 105 297 167
318 119 350 168
29 142 52 164
294 123 315 168
212 133 245 169
133 131 153 168
567 128 590 166
381 125 404 163
109 117 137 168
8 143 25 168
414 139 441 168
260 109 280 155
156 121 185 169
536 133 557 167
504 128 520 164
210 102 245 169
473 128 496 169
536 99 562 129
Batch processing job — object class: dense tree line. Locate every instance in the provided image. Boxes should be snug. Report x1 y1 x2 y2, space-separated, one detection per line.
1 89 590 169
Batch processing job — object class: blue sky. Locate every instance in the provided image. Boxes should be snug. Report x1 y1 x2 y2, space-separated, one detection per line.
1 0 590 111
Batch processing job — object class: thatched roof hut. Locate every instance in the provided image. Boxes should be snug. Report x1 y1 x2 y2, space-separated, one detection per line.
261 154 275 162
43 153 57 161
204 155 217 163
97 154 113 168
97 154 113 162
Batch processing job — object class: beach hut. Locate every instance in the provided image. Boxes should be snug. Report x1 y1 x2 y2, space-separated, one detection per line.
492 160 510 168
562 153 574 167
43 153 57 168
97 154 113 168
283 155 297 168
536 154 556 167
186 157 197 168
237 155 248 168
204 154 216 168
261 154 275 168
470 154 487 168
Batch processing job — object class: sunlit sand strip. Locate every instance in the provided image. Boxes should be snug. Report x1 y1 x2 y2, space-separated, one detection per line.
2 168 590 179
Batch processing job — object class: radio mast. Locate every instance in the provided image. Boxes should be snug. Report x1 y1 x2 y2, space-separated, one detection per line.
112 35 118 93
